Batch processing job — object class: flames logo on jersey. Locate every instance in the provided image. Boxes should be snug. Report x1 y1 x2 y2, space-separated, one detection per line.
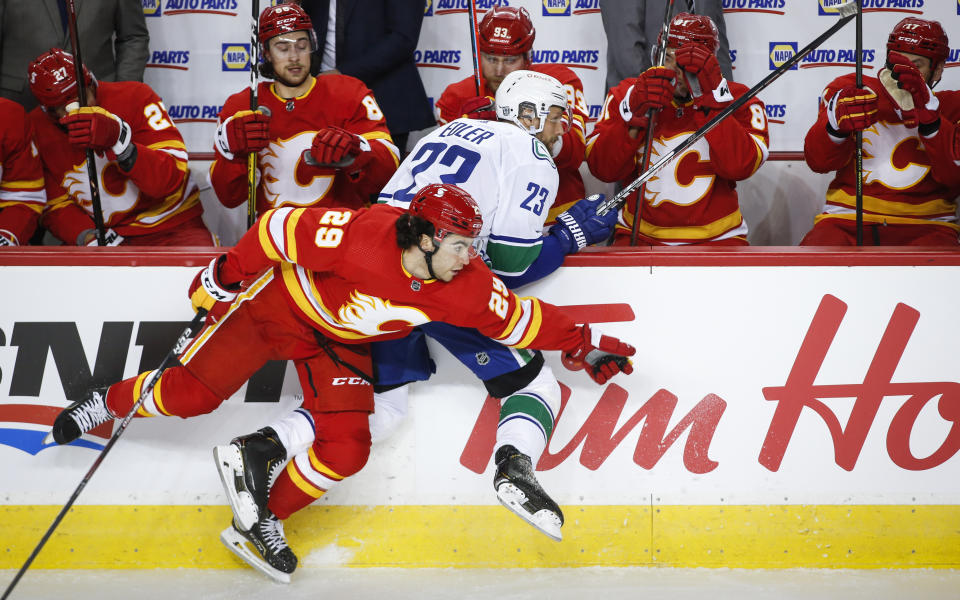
861 121 930 190
259 133 334 209
61 157 139 222
643 134 715 207
336 291 429 336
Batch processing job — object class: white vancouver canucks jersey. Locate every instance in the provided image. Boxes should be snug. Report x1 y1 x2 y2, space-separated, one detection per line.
379 118 558 278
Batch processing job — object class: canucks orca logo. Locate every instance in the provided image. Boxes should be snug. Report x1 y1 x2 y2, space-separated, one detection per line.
769 42 798 70
142 0 161 16
543 0 571 16
424 0 432 16
222 43 251 71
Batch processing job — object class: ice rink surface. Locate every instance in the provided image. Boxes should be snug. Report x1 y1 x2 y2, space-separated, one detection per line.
3 567 959 600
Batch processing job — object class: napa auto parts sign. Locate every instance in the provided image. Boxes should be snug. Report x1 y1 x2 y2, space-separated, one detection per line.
0 255 958 506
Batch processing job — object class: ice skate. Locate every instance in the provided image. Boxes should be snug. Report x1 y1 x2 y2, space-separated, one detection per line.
493 445 564 541
220 511 297 584
51 387 114 445
213 427 286 531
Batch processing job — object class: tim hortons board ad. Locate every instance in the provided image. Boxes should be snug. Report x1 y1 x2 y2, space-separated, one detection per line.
0 263 957 507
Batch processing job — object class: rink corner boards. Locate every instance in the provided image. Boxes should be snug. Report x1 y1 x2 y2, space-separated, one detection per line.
4 504 959 570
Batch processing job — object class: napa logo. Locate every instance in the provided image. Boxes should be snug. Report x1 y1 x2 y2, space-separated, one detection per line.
146 50 190 70
722 0 786 14
167 104 222 123
573 0 601 14
222 43 250 71
414 49 462 69
163 0 239 15
769 42 798 70
424 0 432 16
765 104 787 125
800 48 876 69
543 0 570 16
529 49 600 70
142 0 161 17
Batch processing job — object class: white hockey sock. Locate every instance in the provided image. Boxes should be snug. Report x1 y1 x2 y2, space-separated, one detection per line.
369 386 410 444
266 408 315 457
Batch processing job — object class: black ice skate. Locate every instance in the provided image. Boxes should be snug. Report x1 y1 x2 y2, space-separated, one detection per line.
220 511 298 584
51 387 114 445
493 445 564 542
213 427 286 531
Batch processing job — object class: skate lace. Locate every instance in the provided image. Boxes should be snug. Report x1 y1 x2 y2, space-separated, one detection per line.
73 392 112 431
259 515 289 553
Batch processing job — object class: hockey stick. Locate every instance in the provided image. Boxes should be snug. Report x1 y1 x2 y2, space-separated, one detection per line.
63 0 106 247
467 0 483 96
247 0 260 230
0 310 208 600
597 0 861 217
854 0 864 245
631 0 682 245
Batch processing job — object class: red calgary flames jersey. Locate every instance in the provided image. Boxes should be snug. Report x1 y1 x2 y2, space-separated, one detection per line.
435 64 587 222
0 98 44 244
29 81 200 245
804 73 960 230
587 79 770 245
211 75 399 216
221 204 582 352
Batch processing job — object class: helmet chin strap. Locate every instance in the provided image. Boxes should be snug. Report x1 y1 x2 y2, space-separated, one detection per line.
420 238 441 280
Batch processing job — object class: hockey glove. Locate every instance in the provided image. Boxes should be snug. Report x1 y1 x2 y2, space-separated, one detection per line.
551 193 618 254
620 67 675 129
883 52 940 133
81 228 124 247
61 106 133 160
215 109 270 160
189 255 241 313
309 126 366 165
458 96 497 121
825 86 879 137
673 43 733 109
562 325 635 385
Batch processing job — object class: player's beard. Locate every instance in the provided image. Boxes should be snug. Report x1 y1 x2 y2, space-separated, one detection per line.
275 61 309 88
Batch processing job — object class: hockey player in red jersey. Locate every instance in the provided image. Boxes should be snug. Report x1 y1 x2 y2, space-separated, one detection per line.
434 6 587 222
26 49 214 246
211 3 399 219
801 17 960 246
51 183 634 582
587 13 769 246
0 98 45 245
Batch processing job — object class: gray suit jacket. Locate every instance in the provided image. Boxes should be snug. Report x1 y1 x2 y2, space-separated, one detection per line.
0 0 149 110
600 0 733 92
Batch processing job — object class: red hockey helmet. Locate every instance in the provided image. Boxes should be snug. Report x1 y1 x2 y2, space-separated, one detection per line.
887 17 949 67
258 3 317 50
478 6 536 56
408 184 483 241
662 12 719 54
28 48 96 110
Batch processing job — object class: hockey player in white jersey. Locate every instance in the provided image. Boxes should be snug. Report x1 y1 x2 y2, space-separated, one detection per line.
213 71 620 572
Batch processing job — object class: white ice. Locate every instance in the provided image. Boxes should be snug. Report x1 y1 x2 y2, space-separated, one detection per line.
3 567 959 600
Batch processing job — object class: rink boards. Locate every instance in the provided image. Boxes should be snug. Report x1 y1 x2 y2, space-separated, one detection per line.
1 248 959 569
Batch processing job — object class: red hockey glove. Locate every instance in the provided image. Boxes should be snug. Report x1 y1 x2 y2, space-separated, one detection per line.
562 325 636 385
884 51 940 132
310 126 363 165
458 96 497 121
825 86 879 137
619 67 675 129
189 255 241 313
61 106 132 158
673 43 732 109
215 109 270 159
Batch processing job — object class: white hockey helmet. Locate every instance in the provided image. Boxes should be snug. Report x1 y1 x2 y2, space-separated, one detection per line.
495 70 570 135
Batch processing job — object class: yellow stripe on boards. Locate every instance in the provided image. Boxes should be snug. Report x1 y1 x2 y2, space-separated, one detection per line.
2 505 957 569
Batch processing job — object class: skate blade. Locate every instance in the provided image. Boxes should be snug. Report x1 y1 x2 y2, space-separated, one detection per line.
496 483 563 542
213 445 259 531
220 525 291 584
